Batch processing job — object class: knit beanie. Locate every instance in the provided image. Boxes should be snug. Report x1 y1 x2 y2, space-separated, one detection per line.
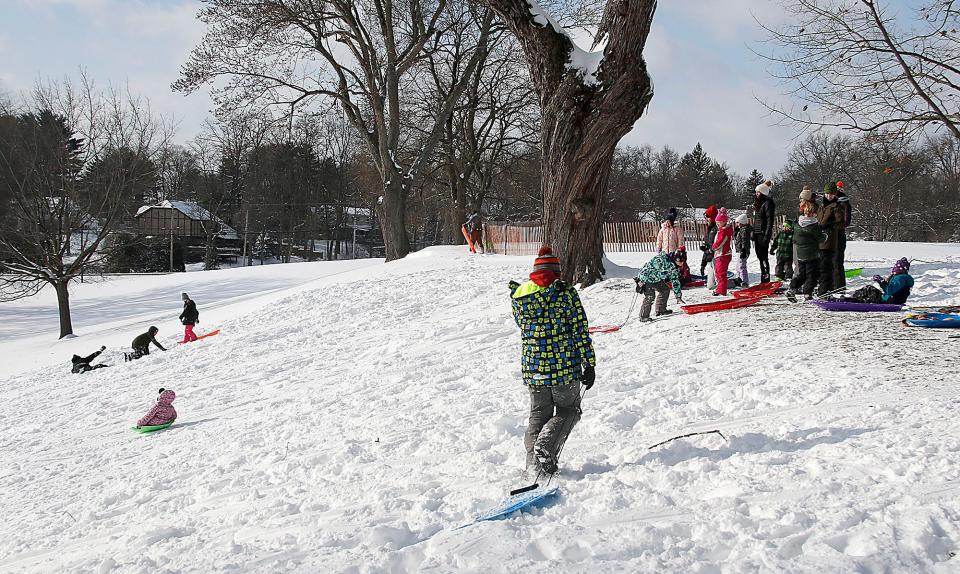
736 213 749 225
530 245 561 287
715 207 729 224
704 205 718 222
784 219 794 229
181 292 189 301
799 186 813 201
824 181 839 195
891 257 910 275
665 207 678 223
756 180 773 196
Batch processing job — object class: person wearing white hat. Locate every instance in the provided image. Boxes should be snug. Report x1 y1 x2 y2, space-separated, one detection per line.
753 180 776 283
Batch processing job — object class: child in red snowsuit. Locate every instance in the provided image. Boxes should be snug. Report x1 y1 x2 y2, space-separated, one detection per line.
711 208 733 295
136 388 177 427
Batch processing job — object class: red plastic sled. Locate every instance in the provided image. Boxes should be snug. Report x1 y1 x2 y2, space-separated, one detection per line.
684 280 706 289
732 281 782 299
461 225 476 253
179 329 221 344
588 324 622 333
681 295 766 315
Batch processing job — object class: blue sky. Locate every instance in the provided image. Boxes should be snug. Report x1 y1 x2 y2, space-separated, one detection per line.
0 0 845 176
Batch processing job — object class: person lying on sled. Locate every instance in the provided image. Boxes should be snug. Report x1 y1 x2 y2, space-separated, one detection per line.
842 258 914 305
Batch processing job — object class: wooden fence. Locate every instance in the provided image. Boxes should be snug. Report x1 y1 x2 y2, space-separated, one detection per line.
484 220 708 255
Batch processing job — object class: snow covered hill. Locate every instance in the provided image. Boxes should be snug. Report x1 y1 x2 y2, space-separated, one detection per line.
2 243 960 572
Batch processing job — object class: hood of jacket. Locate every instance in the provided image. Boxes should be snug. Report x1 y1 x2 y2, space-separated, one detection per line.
660 221 675 229
798 215 818 227
158 389 176 405
510 280 570 319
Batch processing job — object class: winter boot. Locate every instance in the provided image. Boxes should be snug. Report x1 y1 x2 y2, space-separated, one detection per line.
534 445 558 475
655 309 674 317
785 290 797 303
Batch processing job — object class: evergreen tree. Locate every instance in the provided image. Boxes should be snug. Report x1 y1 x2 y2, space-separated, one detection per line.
744 169 765 206
680 143 710 198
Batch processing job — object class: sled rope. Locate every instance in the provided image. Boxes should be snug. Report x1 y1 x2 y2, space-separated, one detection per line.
648 429 727 450
589 291 640 333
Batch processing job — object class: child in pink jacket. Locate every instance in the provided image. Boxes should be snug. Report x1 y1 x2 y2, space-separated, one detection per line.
656 208 685 253
136 388 177 427
712 208 734 296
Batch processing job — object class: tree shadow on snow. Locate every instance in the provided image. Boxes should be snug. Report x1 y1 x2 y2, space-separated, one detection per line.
626 426 876 469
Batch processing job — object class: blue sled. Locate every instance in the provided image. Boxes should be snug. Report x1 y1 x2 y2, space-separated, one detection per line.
458 485 560 529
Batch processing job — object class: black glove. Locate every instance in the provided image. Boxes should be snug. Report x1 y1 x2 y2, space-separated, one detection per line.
634 277 645 293
581 365 595 390
100 345 106 351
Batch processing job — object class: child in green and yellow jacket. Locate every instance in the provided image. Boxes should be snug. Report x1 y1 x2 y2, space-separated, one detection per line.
510 245 596 476
770 220 794 281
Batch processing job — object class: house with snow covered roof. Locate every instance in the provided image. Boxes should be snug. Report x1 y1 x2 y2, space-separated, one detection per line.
134 200 239 240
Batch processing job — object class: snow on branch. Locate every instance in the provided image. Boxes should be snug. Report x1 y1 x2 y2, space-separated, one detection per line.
526 0 604 86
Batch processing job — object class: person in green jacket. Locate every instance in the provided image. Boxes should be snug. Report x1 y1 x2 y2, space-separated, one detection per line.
634 251 685 321
770 220 794 281
786 205 827 302
510 245 596 476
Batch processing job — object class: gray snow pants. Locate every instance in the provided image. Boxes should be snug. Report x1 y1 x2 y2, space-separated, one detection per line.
639 280 670 319
524 379 582 470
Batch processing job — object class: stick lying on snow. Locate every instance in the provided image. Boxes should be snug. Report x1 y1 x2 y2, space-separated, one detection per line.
648 429 727 450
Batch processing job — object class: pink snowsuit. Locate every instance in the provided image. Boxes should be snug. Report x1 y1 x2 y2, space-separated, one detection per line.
656 221 684 253
137 389 177 427
712 225 734 295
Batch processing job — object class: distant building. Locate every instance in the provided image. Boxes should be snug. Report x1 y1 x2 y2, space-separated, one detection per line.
134 201 239 240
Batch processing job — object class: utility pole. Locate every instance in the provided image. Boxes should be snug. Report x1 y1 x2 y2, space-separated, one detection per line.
169 210 174 272
242 209 250 266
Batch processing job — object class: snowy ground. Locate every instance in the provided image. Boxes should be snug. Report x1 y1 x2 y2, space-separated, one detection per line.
1 242 960 573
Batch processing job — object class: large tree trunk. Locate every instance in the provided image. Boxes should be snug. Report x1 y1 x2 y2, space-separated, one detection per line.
53 279 74 339
379 180 411 260
480 0 657 285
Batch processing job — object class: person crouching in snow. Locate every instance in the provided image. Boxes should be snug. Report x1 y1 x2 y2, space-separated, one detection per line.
71 345 108 374
734 213 753 287
509 245 596 477
656 207 684 254
674 247 694 287
136 388 177 428
711 208 734 296
634 250 686 322
127 326 167 361
179 292 199 343
770 220 795 281
843 258 915 305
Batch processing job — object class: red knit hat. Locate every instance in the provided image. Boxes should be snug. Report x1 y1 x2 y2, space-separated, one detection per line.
705 205 718 221
530 244 561 286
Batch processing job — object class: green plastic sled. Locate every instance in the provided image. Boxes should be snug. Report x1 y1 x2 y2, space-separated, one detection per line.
131 422 173 433
845 267 863 279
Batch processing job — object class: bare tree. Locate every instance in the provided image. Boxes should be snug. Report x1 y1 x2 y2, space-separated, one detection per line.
0 77 170 338
761 0 960 140
416 5 539 242
475 0 657 284
175 0 494 261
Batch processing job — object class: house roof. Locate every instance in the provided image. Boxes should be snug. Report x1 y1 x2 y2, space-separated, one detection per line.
135 200 239 240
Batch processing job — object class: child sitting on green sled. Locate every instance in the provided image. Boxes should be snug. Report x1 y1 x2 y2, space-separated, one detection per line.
136 388 177 428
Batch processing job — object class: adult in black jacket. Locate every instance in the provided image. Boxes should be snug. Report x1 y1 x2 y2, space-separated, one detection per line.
127 326 166 361
835 184 852 289
179 292 199 343
752 180 776 283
